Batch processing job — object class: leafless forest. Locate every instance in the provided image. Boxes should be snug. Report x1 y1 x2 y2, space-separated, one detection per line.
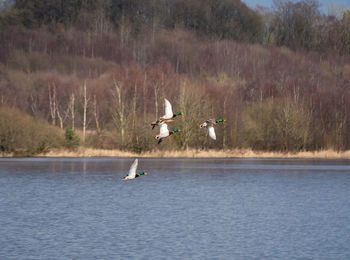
0 0 350 155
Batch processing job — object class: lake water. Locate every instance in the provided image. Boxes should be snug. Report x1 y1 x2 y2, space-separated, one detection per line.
1 158 350 259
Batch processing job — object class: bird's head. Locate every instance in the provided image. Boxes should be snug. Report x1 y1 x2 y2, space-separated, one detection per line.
139 171 148 175
173 129 181 133
176 112 182 116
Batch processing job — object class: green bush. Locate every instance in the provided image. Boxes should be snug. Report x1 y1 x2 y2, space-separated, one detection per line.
64 127 80 149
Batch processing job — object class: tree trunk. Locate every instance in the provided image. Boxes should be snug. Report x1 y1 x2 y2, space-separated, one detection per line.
113 80 125 145
179 82 187 149
57 109 63 129
93 95 101 134
143 73 147 120
70 93 75 131
154 86 159 118
30 94 37 115
83 81 89 143
120 10 125 47
133 83 137 131
223 96 227 150
48 83 56 126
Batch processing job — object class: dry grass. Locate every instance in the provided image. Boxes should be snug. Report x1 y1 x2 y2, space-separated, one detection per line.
37 148 138 158
29 148 350 159
0 152 14 157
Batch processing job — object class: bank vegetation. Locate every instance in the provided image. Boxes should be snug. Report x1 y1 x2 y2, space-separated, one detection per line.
0 0 350 157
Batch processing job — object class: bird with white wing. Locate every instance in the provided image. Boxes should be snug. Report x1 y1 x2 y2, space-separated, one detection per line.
151 98 182 129
200 119 226 140
155 123 181 144
122 159 148 181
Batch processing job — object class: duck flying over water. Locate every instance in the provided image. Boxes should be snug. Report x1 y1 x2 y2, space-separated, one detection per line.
155 123 181 144
200 119 226 140
122 159 148 181
151 98 182 129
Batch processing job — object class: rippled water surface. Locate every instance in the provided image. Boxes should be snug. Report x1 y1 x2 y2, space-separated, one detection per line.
1 158 350 259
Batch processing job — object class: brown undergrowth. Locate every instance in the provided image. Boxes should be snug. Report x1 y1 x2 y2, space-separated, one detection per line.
29 148 350 159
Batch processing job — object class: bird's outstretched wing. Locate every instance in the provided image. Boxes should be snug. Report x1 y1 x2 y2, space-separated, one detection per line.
164 98 173 119
159 123 169 137
207 119 216 125
127 159 138 178
208 126 216 140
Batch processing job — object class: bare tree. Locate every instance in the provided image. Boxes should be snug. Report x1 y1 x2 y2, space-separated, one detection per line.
56 105 69 129
82 81 90 143
93 94 101 134
179 80 206 149
112 79 126 146
223 95 227 149
93 7 112 34
142 73 147 120
48 83 57 126
70 93 75 131
272 0 320 50
154 83 159 119
132 83 137 130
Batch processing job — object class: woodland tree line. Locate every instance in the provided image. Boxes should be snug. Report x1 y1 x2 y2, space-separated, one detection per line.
0 0 350 155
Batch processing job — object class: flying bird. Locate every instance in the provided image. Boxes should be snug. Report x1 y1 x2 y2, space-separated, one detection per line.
122 159 148 181
151 98 182 129
155 123 181 144
200 119 226 140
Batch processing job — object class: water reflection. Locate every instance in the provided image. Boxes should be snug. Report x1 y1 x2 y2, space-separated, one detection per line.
83 158 87 176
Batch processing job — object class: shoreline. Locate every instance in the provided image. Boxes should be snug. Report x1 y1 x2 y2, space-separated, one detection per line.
2 148 350 159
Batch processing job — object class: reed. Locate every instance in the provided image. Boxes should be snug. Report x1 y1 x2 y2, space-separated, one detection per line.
32 148 350 159
0 152 14 157
38 148 138 158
